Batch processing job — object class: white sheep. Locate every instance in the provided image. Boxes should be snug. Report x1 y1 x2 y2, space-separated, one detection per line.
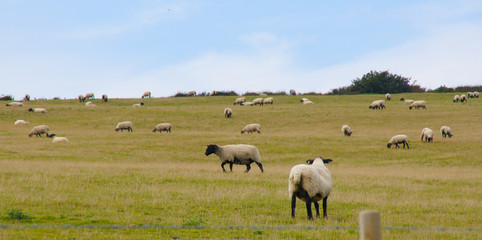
84 92 95 100
453 95 460 103
474 91 479 98
28 125 50 137
400 98 414 104
115 121 133 132
241 123 261 134
409 100 426 110
460 94 467 103
187 91 196 96
152 123 172 133
369 100 386 110
385 93 391 100
28 108 47 113
300 98 313 104
252 98 264 106
421 128 434 142
263 97 274 105
242 101 254 106
14 120 30 125
289 156 333 219
85 101 96 107
290 89 296 95
467 92 474 98
224 108 233 118
341 125 352 136
51 136 69 143
205 144 264 173
102 94 108 102
387 135 409 149
133 103 144 107
5 102 24 107
440 126 453 138
142 91 151 98
233 97 246 105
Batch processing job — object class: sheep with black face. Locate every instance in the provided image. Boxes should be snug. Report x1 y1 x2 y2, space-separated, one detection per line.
205 144 264 173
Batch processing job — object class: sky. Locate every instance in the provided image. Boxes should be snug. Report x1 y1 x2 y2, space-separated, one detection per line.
1 0 482 99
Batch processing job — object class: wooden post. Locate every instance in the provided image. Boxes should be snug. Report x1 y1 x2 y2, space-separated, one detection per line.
359 210 381 240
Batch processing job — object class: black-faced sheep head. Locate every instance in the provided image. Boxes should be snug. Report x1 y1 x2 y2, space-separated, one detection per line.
306 157 332 164
28 108 34 112
205 144 218 156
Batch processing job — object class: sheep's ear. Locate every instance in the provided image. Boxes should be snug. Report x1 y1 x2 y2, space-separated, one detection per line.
323 159 332 164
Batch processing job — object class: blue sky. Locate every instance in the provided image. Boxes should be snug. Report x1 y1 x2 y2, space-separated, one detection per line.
1 0 481 99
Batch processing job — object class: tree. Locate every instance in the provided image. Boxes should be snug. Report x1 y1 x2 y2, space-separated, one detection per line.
351 70 412 94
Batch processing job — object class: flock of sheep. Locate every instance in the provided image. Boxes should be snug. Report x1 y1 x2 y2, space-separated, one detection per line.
4 90 478 220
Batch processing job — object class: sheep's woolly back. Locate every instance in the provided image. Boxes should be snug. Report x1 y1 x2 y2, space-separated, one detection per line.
289 157 332 201
241 123 261 133
421 128 434 141
29 108 47 113
410 101 426 109
234 97 246 105
52 136 69 143
389 135 408 144
116 121 132 130
15 120 29 125
29 125 50 136
210 144 262 164
6 102 24 107
153 123 171 132
252 98 264 105
263 97 274 104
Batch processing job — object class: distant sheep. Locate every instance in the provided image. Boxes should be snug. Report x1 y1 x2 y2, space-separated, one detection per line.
385 93 391 100
187 91 196 96
78 95 85 102
440 126 453 138
421 128 434 142
369 100 386 110
289 156 333 219
241 123 261 134
409 101 426 110
387 135 409 149
5 102 24 107
14 120 29 125
205 144 264 173
84 92 95 100
102 94 108 102
28 125 50 137
341 125 352 136
28 108 47 113
142 91 151 98
474 91 479 98
233 97 246 105
453 95 460 103
85 101 96 107
400 98 414 104
242 101 254 106
300 98 313 104
290 89 296 95
49 135 69 143
253 98 264 106
224 108 233 118
152 123 172 133
460 94 467 103
263 97 274 105
467 92 475 98
115 121 133 132
24 94 30 101
133 103 144 108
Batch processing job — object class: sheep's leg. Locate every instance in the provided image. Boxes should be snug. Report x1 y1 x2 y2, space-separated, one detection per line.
291 195 296 219
322 196 328 218
256 162 264 173
306 199 313 220
221 162 227 172
395 143 399 148
405 141 410 149
314 201 320 218
245 164 251 173
229 162 233 172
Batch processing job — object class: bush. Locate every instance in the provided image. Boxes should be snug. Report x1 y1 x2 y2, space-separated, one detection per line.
0 95 13 101
6 209 31 220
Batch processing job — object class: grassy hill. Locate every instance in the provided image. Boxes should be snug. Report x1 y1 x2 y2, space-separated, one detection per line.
0 93 480 239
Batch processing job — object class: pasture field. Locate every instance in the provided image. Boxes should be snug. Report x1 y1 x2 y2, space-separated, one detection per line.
0 93 480 239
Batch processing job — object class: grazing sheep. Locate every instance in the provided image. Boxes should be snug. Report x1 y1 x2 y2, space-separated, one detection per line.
387 135 409 149
152 123 172 133
133 103 144 107
290 89 296 95
385 93 391 100
233 97 246 105
369 100 386 110
142 91 151 98
85 101 96 107
224 108 233 118
211 90 217 96
28 108 47 113
28 125 50 137
115 121 133 132
14 120 30 125
300 98 313 104
242 101 254 106
253 98 264 106
78 95 85 102
24 94 30 101
474 91 479 98
467 92 475 98
460 94 467 103
400 98 414 104
187 91 196 96
289 156 333 220
453 95 460 103
341 125 352 136
421 128 434 142
5 102 24 107
102 94 108 102
409 101 426 110
241 123 261 134
205 144 264 173
440 126 453 138
84 92 95 100
263 97 274 105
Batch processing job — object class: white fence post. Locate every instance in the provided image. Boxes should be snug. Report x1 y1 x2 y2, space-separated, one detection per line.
359 210 381 240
